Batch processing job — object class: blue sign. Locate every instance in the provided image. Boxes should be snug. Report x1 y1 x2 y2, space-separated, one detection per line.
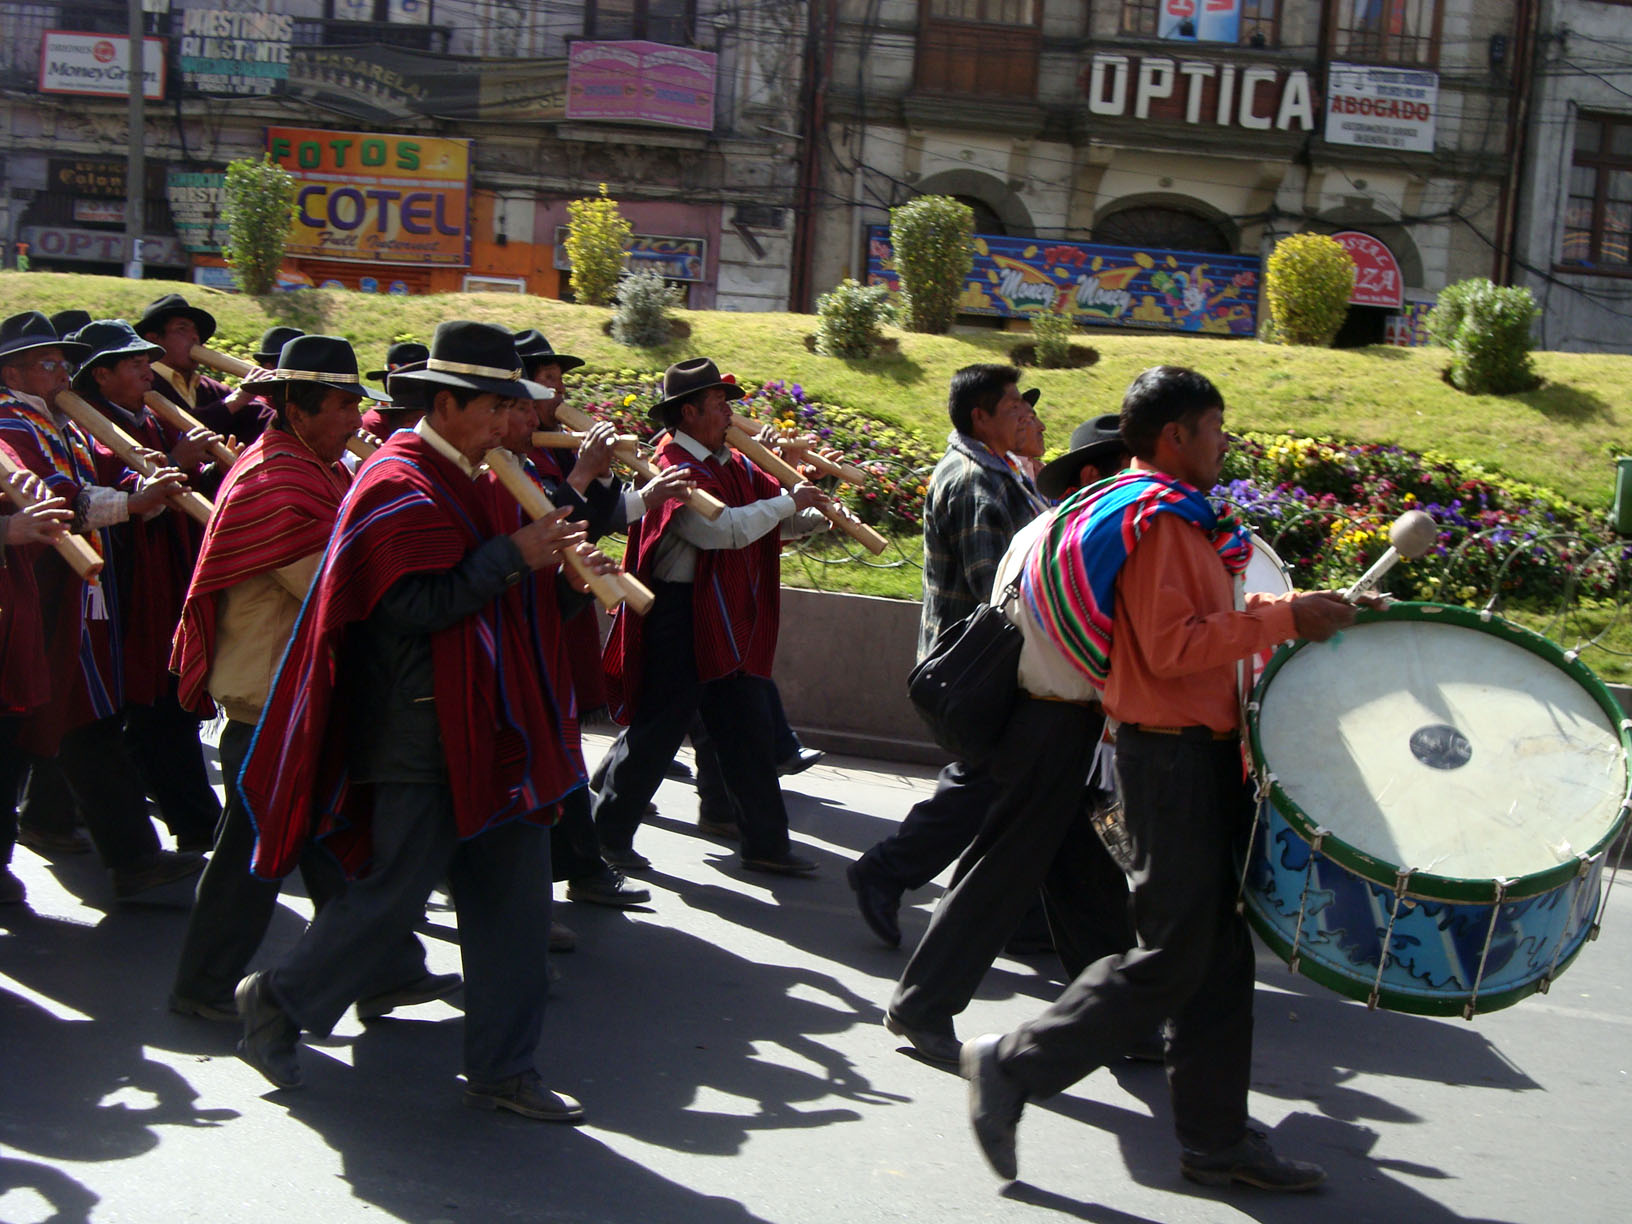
866 227 1261 336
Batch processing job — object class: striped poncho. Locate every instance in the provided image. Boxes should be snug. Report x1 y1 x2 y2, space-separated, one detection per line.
170 426 350 713
1019 468 1253 691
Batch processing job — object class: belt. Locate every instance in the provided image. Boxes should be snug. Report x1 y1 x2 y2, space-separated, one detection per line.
1121 723 1237 742
1021 690 1103 711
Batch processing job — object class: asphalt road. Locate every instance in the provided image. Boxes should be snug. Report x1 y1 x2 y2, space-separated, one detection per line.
1 728 1627 1223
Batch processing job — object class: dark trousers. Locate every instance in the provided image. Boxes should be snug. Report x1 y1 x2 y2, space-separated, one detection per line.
172 719 427 1005
592 584 791 861
550 786 606 883
692 676 802 824
270 782 552 1083
17 754 78 835
124 693 220 846
0 717 24 868
858 759 998 892
55 715 162 871
995 729 1256 1154
890 699 1131 1031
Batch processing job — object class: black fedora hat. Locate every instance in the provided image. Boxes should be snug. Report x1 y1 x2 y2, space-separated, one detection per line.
261 335 389 402
382 359 430 409
390 322 546 402
365 340 429 382
0 311 91 364
254 326 305 366
135 292 217 344
648 357 744 422
70 320 164 391
1036 414 1127 501
50 309 92 341
512 329 584 374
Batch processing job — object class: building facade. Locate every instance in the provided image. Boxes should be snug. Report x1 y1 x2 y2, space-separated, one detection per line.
0 0 807 311
1513 0 1632 352
804 0 1528 343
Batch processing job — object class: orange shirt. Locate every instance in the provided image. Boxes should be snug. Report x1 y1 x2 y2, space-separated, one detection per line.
1104 512 1297 734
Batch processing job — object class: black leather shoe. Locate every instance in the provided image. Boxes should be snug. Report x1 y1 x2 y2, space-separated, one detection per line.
600 846 651 873
663 758 693 781
776 747 825 777
741 852 818 876
566 870 651 908
17 825 92 856
696 817 740 841
464 1069 584 1123
235 972 301 1090
845 861 902 948
962 1034 1025 1180
169 992 238 1022
885 1012 961 1066
355 970 463 1021
1180 1128 1326 1191
112 850 204 900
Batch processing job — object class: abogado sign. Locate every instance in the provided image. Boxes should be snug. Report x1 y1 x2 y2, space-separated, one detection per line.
1324 63 1437 153
267 127 471 267
39 31 165 100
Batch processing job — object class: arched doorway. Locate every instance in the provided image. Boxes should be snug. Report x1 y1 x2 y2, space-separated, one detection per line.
1093 202 1234 253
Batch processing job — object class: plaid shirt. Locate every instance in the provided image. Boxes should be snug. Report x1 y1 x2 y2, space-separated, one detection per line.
917 430 1048 661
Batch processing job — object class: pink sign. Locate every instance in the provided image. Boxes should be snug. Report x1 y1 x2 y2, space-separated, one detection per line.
567 40 716 131
1332 230 1404 309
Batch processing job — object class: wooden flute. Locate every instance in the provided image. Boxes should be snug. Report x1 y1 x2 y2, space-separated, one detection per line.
483 447 655 616
722 425 889 555
548 404 726 521
728 413 868 484
56 392 214 526
141 390 237 467
0 449 104 580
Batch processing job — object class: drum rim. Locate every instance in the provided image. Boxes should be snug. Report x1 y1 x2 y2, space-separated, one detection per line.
1247 600 1632 903
1241 890 1600 1017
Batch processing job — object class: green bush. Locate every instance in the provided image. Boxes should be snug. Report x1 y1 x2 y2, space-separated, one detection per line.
890 195 973 334
611 268 683 348
564 184 632 307
1031 311 1075 367
815 278 892 358
221 155 296 296
1430 279 1539 395
1263 233 1354 346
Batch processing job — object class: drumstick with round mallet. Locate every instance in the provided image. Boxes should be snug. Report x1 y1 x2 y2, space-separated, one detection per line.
1343 509 1438 602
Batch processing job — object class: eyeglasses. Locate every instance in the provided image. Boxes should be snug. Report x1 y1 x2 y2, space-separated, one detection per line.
31 360 71 373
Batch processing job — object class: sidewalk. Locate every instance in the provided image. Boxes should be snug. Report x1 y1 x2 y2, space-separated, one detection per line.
1 731 1627 1223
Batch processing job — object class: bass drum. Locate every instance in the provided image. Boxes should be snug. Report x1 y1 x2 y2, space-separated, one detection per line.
1241 602 1630 1017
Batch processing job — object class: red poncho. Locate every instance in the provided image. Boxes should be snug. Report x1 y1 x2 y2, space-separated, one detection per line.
170 426 350 713
602 435 783 721
240 431 580 880
0 438 49 716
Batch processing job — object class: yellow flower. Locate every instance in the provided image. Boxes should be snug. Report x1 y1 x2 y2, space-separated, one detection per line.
622 393 637 407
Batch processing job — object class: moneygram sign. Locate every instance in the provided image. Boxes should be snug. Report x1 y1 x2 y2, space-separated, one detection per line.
267 127 471 268
39 31 165 101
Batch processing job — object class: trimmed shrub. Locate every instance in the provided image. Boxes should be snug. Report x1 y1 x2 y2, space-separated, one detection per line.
815 278 892 358
890 195 974 334
1031 311 1076 368
221 155 296 296
1263 233 1355 346
1430 279 1539 395
611 268 683 348
564 184 632 306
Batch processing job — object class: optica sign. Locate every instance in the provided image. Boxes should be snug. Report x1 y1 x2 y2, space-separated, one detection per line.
266 127 470 267
1331 230 1404 308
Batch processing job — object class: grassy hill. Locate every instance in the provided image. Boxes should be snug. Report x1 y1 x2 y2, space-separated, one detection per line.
4 270 1630 509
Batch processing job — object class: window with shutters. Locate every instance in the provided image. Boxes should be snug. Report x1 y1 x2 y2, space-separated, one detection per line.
916 0 1041 99
1560 113 1632 276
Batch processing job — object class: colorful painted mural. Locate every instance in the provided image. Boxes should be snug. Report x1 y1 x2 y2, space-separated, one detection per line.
865 226 1262 336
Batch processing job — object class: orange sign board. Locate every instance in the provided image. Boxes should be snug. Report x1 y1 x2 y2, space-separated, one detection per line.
266 126 470 267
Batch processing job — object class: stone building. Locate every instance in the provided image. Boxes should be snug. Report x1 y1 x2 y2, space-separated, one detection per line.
802 0 1528 343
1512 0 1632 352
0 0 806 310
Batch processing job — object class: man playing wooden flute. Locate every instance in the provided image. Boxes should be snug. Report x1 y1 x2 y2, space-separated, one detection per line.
0 312 202 899
73 320 228 856
0 453 73 905
234 322 592 1119
137 293 264 449
169 334 454 1022
594 357 831 876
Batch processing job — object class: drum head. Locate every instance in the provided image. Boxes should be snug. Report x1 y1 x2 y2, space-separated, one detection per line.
1253 603 1629 895
1245 531 1293 598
